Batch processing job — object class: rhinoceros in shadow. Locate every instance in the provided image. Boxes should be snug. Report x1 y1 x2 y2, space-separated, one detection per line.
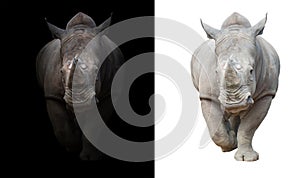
36 12 124 160
191 12 280 161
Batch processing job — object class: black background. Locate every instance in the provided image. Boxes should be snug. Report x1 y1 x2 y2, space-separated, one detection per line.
2 0 154 177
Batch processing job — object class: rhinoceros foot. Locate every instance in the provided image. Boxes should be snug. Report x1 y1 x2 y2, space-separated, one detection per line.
234 148 259 161
80 148 103 160
220 130 237 152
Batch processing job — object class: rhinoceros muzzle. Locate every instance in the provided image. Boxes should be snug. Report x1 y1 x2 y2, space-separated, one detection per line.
218 86 254 113
221 95 254 114
63 87 96 108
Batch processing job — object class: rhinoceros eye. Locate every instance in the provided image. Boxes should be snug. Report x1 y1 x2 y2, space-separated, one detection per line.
235 64 242 70
76 58 87 69
249 68 254 81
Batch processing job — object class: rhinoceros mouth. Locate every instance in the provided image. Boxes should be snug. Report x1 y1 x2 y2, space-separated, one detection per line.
63 87 96 107
218 86 254 113
221 100 250 114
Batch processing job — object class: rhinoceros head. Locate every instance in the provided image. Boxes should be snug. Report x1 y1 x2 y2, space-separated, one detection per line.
46 12 111 109
201 12 267 113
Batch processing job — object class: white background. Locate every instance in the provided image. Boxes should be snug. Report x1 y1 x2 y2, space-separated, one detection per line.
155 0 300 177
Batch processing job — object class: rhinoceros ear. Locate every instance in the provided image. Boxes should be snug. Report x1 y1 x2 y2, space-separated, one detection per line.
46 19 65 39
201 19 220 40
251 13 267 36
94 14 112 35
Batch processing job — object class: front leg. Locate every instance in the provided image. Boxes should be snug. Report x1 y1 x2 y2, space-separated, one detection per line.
235 96 273 161
201 99 237 152
80 135 104 160
46 100 82 153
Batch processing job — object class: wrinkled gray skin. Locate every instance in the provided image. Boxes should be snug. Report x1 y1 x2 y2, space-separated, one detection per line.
36 12 124 160
191 12 280 161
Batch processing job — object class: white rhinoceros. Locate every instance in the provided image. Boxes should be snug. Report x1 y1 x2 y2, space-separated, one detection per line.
36 12 124 160
191 12 280 161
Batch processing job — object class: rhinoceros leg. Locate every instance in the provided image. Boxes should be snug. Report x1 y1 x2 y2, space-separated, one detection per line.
235 96 272 161
46 99 82 153
78 97 113 160
229 116 240 135
201 100 237 152
80 135 104 160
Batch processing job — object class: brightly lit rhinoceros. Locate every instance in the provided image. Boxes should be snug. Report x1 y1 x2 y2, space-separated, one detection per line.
36 12 124 160
191 12 280 161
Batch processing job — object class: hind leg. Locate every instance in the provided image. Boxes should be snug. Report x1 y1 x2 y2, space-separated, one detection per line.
235 96 272 161
201 100 237 152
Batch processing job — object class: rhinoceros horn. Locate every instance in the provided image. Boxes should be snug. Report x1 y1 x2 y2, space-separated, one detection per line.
224 61 240 90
